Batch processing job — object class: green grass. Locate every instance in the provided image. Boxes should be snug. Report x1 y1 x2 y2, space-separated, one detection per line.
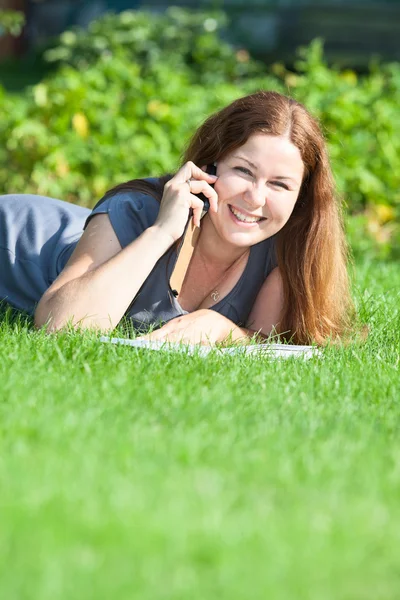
0 253 399 600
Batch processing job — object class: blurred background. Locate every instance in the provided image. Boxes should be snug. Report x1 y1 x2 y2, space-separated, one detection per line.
2 1 400 70
1 0 399 257
2 0 400 67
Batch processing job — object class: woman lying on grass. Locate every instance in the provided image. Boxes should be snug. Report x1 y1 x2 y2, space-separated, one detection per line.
0 90 353 345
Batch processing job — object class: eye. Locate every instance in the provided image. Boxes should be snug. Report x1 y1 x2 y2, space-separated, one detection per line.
271 180 289 191
234 166 253 177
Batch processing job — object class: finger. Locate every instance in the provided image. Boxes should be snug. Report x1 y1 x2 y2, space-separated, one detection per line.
140 317 180 341
177 161 218 185
190 197 206 228
186 179 218 213
145 331 183 344
141 328 169 341
151 322 189 343
138 327 166 341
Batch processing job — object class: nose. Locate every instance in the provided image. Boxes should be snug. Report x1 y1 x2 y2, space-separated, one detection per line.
243 183 266 210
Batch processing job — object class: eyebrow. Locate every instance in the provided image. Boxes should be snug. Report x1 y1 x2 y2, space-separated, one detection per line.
232 154 300 184
232 155 258 170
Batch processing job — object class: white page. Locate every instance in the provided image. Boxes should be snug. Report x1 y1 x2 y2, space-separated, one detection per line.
100 336 321 359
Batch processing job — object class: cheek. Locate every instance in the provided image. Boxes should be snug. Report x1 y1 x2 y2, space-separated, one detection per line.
214 174 244 199
269 196 298 223
214 180 228 200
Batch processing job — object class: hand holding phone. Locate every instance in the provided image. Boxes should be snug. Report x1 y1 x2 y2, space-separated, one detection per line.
156 161 217 242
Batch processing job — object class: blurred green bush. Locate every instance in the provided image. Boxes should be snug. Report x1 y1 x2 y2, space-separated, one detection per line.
43 8 264 86
0 7 398 249
0 9 25 38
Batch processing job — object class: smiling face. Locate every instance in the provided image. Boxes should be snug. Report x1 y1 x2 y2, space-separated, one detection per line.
208 133 305 249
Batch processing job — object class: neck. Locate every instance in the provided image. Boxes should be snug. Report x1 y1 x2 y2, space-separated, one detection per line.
196 214 248 268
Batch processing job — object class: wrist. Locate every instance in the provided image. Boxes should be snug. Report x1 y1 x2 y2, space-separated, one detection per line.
146 225 176 252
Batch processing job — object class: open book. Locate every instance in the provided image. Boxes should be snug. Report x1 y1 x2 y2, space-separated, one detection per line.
100 336 321 359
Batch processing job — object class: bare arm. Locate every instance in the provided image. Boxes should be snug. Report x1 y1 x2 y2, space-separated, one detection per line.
34 214 173 331
35 162 218 332
139 268 284 345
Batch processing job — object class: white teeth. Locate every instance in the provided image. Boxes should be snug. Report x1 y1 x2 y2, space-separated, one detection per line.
230 206 262 223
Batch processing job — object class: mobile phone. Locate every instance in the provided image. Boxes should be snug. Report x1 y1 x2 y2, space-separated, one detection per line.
196 163 217 213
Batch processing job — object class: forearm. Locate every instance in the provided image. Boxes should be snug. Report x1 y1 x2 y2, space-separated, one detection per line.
35 226 173 331
140 308 267 346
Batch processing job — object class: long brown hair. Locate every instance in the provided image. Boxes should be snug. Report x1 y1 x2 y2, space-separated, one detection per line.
106 90 353 344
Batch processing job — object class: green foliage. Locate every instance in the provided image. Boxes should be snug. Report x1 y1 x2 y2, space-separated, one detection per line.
0 9 399 247
0 8 277 205
0 9 25 38
278 40 400 217
43 7 264 86
0 58 248 205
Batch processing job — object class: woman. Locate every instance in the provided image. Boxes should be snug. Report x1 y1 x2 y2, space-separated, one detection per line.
0 91 352 345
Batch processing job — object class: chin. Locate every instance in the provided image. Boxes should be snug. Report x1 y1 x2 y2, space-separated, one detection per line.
221 227 271 248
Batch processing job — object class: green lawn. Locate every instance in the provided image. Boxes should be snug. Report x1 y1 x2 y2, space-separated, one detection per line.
0 250 399 599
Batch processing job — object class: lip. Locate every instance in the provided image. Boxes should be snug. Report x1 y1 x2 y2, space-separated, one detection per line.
228 204 266 227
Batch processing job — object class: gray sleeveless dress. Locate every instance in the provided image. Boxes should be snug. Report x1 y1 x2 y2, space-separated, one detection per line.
0 188 277 329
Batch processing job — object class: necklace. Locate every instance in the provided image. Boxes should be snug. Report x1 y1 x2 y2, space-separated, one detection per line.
197 248 249 304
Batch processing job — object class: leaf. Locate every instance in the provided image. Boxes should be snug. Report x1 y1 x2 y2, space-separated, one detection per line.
72 113 89 138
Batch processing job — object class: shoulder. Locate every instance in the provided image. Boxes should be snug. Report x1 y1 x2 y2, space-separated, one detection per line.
106 188 160 224
85 178 161 248
93 178 160 218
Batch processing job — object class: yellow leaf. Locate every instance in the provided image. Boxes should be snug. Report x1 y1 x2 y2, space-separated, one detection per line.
46 150 70 177
147 100 169 117
34 84 48 107
341 70 357 85
374 204 395 224
147 100 162 116
72 113 89 138
93 176 108 198
285 74 299 88
55 155 69 177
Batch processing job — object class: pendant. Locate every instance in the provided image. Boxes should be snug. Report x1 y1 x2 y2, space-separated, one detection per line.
211 291 220 302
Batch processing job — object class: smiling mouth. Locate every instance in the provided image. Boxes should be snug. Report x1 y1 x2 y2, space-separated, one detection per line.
228 205 266 224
